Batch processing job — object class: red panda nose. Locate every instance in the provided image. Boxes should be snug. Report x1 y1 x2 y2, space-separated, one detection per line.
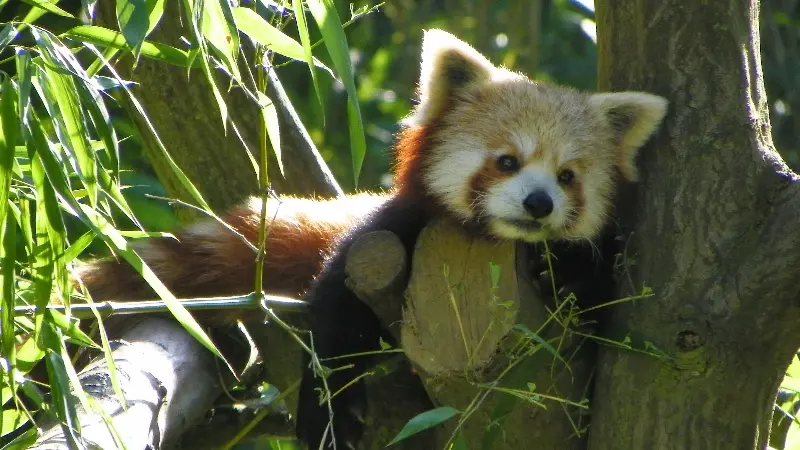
523 191 553 218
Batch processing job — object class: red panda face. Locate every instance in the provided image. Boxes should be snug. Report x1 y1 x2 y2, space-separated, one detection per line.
401 29 668 243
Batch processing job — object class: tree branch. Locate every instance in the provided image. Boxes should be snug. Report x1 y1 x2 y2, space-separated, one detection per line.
32 318 219 449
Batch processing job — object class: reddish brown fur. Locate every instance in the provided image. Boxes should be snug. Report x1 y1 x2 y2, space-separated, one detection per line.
392 125 431 199
75 195 386 325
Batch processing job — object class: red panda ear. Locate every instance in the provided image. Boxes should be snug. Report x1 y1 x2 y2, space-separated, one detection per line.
403 29 497 126
588 92 669 182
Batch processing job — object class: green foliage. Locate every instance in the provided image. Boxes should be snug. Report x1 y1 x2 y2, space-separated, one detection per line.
0 0 372 444
387 406 461 446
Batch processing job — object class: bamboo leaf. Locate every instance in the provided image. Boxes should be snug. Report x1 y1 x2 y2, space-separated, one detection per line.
61 231 94 264
258 92 283 176
387 407 461 446
201 0 241 82
0 409 28 438
0 75 17 235
72 77 143 229
15 49 33 126
15 336 46 375
0 23 18 54
42 327 82 447
0 213 17 401
23 111 73 303
45 310 98 349
182 0 229 130
116 0 165 57
20 0 75 18
0 76 17 391
292 0 325 121
92 75 137 91
231 7 333 77
63 25 197 67
31 176 57 337
306 0 366 186
512 324 568 367
0 426 38 449
75 71 120 179
31 29 98 207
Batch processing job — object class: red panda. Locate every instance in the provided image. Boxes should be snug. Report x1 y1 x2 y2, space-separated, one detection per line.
76 30 668 449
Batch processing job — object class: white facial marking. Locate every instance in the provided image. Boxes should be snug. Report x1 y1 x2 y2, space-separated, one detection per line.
424 137 487 220
510 133 537 159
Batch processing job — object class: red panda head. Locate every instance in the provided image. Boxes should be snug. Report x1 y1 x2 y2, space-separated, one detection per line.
395 29 668 243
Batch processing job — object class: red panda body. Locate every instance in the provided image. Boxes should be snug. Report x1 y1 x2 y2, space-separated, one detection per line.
77 30 669 449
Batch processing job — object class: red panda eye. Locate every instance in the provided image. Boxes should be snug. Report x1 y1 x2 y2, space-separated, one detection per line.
558 169 575 185
496 155 520 172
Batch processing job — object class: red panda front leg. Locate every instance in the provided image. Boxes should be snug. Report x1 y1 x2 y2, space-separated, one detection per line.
295 196 430 450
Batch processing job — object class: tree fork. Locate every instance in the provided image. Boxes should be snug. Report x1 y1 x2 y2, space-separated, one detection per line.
590 1 800 449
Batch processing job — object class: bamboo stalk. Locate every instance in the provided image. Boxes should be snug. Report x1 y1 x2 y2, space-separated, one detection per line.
8 293 307 319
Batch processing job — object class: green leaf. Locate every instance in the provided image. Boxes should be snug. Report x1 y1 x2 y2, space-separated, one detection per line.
15 48 33 127
77 72 120 175
63 25 196 67
16 199 34 259
30 179 56 333
258 92 283 176
1 424 37 449
31 29 98 207
0 212 17 400
20 0 75 18
512 324 568 367
0 75 17 236
0 23 18 54
0 76 18 386
489 262 501 289
45 310 98 349
43 337 82 447
306 0 366 186
116 0 165 57
18 2 50 32
73 77 142 229
231 7 333 77
201 0 241 82
182 0 229 130
92 75 137 91
14 336 45 375
387 406 460 446
61 231 94 265
291 0 325 123
787 355 800 378
23 110 70 305
0 409 28 438
781 375 800 394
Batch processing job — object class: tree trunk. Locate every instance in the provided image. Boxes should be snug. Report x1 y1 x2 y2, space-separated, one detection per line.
590 1 800 448
96 2 342 222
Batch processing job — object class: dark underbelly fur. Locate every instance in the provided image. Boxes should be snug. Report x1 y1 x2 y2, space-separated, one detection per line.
294 197 618 449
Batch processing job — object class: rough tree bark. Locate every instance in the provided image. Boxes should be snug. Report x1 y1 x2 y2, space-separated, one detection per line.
589 1 800 449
